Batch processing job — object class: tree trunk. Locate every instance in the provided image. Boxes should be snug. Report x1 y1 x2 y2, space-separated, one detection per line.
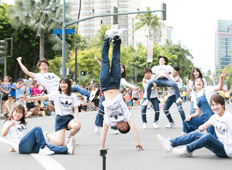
74 0 82 82
40 30 44 59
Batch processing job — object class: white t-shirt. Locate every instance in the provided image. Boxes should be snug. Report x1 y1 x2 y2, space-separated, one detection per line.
102 93 131 127
189 78 207 102
208 111 232 157
120 78 136 89
142 75 157 99
151 65 173 80
34 73 60 93
194 86 216 109
2 120 27 153
168 75 182 97
47 91 80 116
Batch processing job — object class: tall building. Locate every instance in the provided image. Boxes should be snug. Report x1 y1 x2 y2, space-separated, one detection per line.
215 20 232 71
68 0 141 47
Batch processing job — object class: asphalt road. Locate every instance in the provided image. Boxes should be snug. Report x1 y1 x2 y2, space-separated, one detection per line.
0 101 232 170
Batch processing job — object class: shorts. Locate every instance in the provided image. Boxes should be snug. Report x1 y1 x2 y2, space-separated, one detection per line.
133 98 138 101
55 115 74 132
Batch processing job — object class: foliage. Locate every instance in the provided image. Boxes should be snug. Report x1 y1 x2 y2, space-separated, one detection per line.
215 65 232 90
134 6 161 36
89 24 109 48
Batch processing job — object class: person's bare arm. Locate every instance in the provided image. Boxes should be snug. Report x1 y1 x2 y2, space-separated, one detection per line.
100 121 109 149
27 95 48 101
186 108 201 121
124 81 138 90
94 56 101 66
214 70 228 92
128 116 144 150
15 83 25 89
17 57 35 78
185 76 191 94
73 106 79 119
199 122 212 132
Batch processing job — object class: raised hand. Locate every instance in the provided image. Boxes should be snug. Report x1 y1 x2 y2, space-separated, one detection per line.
16 57 22 63
220 70 228 80
185 76 189 84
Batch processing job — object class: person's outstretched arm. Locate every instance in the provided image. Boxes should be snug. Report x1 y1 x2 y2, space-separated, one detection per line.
17 57 35 78
198 121 212 132
186 108 201 121
100 121 109 149
27 95 48 101
94 56 101 66
128 116 144 150
214 70 227 92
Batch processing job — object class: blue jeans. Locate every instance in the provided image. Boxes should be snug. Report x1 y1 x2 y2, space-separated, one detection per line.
170 132 228 158
183 96 186 103
163 95 186 122
190 101 196 115
147 78 180 101
141 97 160 123
100 36 121 90
95 95 117 130
72 85 90 98
19 126 67 154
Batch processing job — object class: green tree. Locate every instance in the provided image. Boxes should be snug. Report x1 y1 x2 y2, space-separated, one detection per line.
8 0 72 59
134 7 161 39
215 65 232 90
161 40 194 83
90 24 109 48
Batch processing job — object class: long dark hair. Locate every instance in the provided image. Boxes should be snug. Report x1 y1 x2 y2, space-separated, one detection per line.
4 105 27 125
58 78 73 96
121 64 126 78
191 68 203 81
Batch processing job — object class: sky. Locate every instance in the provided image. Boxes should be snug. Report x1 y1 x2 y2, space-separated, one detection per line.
4 0 232 75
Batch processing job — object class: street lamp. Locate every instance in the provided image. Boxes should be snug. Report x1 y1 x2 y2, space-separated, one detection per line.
145 34 151 67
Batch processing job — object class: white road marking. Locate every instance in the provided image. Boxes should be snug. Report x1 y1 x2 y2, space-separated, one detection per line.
31 154 66 170
0 137 66 170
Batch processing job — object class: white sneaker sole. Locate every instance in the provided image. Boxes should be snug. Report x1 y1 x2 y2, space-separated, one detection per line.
157 135 169 153
70 137 76 155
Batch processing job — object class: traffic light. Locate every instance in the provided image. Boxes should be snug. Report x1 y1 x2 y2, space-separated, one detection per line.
161 3 166 21
0 40 7 56
65 43 70 60
81 71 86 76
113 6 118 24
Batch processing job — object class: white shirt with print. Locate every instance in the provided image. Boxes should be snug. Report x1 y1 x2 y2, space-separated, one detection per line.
102 93 131 127
142 75 157 99
2 120 27 153
34 73 60 93
189 78 207 102
47 91 80 116
208 111 232 157
151 65 173 80
194 86 216 109
168 74 182 97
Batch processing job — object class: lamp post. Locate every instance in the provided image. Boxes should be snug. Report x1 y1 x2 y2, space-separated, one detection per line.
145 34 151 67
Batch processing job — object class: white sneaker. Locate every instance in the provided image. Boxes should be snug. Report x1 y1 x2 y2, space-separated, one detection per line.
116 28 128 37
176 97 183 104
95 126 99 133
51 111 55 116
114 129 120 134
143 123 147 129
153 122 159 129
142 99 150 106
105 29 118 38
43 131 49 143
67 137 76 155
173 147 193 157
39 146 54 155
166 122 176 128
157 134 172 153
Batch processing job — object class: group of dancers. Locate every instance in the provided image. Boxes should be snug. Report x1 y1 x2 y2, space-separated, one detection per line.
2 28 232 159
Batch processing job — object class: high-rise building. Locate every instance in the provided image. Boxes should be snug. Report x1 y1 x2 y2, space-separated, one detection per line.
68 0 141 47
215 20 232 71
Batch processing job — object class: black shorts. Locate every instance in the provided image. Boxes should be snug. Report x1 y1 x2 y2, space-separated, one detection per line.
133 98 138 101
55 115 74 132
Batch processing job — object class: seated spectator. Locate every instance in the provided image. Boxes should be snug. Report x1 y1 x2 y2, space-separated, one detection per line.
15 95 32 118
38 84 45 96
15 78 25 101
78 97 87 112
3 95 15 117
9 78 16 98
41 98 55 116
26 99 40 117
31 80 40 96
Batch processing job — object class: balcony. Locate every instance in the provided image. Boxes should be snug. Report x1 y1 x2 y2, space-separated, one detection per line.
100 5 111 9
118 0 128 2
83 0 94 4
83 29 95 33
100 0 111 2
82 6 94 10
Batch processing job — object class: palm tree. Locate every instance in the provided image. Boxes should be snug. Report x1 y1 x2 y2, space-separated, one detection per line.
8 0 72 59
90 25 109 48
134 7 161 39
